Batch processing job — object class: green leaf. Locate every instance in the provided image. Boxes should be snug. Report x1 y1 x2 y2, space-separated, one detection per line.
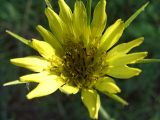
6 30 32 47
125 2 149 28
105 93 128 105
136 59 160 63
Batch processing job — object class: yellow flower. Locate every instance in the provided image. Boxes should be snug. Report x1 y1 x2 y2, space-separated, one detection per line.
4 0 151 119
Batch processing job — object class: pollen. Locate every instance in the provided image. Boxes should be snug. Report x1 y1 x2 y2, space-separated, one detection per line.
62 41 99 89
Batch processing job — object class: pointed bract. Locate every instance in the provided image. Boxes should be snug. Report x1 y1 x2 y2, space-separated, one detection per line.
125 2 149 28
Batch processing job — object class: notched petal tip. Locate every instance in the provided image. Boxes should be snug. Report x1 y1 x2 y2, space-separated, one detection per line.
26 79 64 99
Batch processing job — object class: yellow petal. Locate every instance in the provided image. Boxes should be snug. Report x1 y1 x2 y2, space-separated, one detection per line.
108 52 148 66
106 37 144 59
10 56 50 72
27 78 64 99
73 1 89 46
91 0 107 38
95 77 121 93
59 84 79 94
81 89 100 119
99 19 124 52
20 72 57 83
36 25 64 56
32 39 55 60
3 80 26 86
45 7 65 43
106 65 141 79
58 0 72 25
58 0 74 38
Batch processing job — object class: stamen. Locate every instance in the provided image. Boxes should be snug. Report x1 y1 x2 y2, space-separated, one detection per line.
61 41 102 89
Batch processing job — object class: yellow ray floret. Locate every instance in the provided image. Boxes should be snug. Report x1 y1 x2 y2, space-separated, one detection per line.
10 56 50 72
81 89 100 119
91 0 107 38
95 77 121 94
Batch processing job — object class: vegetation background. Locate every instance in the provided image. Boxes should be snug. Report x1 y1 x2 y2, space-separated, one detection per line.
0 0 160 120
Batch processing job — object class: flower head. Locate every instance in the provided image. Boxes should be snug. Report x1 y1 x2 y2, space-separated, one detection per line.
4 0 150 119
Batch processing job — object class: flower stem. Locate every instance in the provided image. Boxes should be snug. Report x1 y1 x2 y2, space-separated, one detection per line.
99 105 115 120
87 0 92 25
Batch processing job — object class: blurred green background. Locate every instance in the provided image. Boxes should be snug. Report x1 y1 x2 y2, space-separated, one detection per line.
0 0 160 120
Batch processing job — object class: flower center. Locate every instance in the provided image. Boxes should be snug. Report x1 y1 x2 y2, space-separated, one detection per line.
62 41 101 89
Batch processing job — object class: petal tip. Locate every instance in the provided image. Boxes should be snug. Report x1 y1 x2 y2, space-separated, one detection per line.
26 94 33 100
139 37 144 43
10 58 16 64
135 69 142 76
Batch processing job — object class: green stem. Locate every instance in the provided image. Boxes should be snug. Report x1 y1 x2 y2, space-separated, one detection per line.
99 105 115 120
87 0 92 25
